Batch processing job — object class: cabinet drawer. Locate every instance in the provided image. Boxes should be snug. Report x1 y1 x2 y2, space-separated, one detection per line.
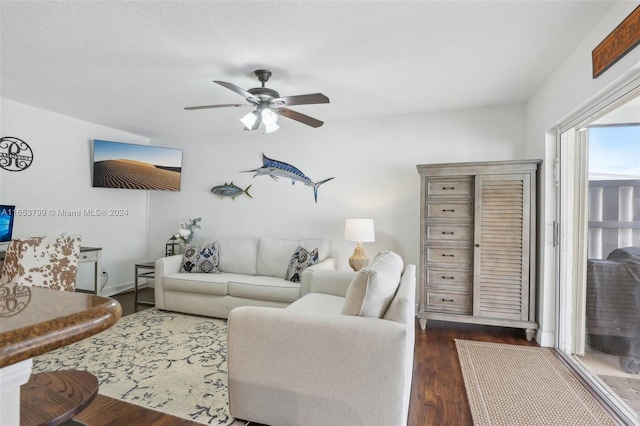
426 201 472 220
79 250 99 262
426 246 471 264
426 290 472 314
425 224 472 241
426 178 471 197
427 268 471 287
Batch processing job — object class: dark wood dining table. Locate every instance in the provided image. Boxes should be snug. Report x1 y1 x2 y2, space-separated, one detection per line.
0 284 121 425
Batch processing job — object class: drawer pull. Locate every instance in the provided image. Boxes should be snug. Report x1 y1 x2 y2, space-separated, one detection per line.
442 276 455 279
441 298 455 302
442 254 455 257
442 209 455 212
442 186 455 190
441 231 454 235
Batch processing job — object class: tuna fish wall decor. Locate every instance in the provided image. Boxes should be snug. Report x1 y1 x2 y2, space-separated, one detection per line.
243 153 334 203
210 182 253 200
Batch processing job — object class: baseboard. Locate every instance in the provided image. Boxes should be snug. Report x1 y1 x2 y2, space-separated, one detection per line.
537 330 555 347
100 281 135 297
99 278 154 297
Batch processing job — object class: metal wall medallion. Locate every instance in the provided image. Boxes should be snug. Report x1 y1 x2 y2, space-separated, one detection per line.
0 284 31 317
0 136 34 171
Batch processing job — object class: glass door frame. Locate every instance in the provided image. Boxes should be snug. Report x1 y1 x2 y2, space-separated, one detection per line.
555 78 640 425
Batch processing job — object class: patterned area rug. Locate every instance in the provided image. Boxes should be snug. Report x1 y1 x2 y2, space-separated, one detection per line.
455 340 617 426
33 308 244 425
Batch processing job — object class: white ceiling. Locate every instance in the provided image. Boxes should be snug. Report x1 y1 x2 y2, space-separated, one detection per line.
0 1 616 139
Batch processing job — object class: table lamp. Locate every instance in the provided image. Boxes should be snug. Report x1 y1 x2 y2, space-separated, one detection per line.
344 218 375 271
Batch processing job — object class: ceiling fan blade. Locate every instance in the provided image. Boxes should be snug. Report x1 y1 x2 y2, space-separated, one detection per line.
276 107 324 128
272 93 329 107
214 80 260 104
185 103 250 110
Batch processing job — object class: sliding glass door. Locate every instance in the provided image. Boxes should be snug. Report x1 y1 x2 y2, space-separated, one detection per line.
556 90 640 424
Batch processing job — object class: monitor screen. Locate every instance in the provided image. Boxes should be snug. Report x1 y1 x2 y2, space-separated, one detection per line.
0 205 14 243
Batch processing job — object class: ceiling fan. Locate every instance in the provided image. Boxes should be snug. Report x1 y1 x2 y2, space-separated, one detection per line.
185 69 330 133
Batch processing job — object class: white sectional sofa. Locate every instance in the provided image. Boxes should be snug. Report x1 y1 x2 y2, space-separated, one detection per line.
228 251 416 426
154 237 337 318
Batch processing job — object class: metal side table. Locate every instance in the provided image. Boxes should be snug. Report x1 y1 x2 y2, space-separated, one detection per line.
134 262 155 306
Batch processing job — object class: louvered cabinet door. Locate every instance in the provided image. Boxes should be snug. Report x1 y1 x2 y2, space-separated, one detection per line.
473 173 531 321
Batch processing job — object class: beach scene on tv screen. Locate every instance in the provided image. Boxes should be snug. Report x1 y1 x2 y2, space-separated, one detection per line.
92 140 182 191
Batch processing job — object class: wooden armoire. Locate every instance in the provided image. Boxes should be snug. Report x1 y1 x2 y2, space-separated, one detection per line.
416 160 540 341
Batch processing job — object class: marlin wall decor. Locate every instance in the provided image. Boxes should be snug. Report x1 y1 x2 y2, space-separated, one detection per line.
243 153 334 203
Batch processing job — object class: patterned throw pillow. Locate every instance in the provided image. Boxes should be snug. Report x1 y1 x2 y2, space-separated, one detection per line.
284 245 318 282
180 242 220 273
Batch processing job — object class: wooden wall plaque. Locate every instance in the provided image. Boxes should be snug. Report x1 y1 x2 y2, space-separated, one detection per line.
592 5 640 78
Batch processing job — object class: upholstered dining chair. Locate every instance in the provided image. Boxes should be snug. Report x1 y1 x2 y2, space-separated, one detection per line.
0 235 82 291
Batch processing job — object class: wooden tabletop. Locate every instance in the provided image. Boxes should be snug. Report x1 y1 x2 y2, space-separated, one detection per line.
0 285 121 368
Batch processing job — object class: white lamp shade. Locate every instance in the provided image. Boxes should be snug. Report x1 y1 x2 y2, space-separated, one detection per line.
239 111 258 129
262 108 279 133
344 218 375 243
261 108 279 125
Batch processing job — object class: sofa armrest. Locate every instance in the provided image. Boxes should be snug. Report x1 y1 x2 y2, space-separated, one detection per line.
300 268 354 297
228 306 411 426
154 255 183 309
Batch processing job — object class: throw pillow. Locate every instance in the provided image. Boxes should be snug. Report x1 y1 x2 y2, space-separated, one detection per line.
180 241 221 273
359 250 404 317
340 269 370 316
284 245 319 282
342 251 404 318
0 235 81 291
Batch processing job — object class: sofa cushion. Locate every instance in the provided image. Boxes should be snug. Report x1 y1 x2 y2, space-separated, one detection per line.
257 237 331 278
163 272 229 296
284 246 319 283
287 293 345 315
342 250 404 318
180 242 220 273
218 238 259 275
228 275 301 303
340 270 370 316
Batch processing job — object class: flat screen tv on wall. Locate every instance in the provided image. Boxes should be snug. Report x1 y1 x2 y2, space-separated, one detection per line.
92 140 183 191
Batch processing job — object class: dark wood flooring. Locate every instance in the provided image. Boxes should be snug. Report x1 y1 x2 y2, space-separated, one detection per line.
72 289 539 426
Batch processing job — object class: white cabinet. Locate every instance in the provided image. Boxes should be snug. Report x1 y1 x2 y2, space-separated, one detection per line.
417 160 540 341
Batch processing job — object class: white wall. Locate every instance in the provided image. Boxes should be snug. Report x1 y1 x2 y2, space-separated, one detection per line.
3 2 637 348
148 104 527 272
0 99 150 295
526 1 640 346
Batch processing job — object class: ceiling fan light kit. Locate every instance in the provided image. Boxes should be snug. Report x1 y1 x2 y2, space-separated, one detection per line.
186 69 329 133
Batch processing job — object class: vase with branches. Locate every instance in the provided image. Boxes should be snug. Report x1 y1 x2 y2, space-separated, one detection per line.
175 217 202 245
